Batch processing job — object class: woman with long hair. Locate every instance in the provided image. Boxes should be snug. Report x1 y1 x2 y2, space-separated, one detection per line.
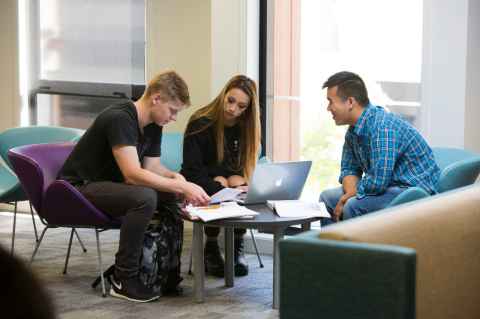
181 75 261 277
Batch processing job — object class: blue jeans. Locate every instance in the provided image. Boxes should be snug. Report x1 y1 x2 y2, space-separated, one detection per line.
319 186 406 224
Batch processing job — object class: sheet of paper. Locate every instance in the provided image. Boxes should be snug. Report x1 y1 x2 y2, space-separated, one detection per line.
210 187 244 204
268 200 330 218
186 202 258 222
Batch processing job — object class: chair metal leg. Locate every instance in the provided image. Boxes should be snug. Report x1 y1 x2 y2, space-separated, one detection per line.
249 229 264 268
30 227 48 264
11 201 17 255
74 229 87 252
63 228 75 274
29 201 39 242
95 229 107 297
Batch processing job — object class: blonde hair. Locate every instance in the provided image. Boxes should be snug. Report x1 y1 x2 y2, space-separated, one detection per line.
187 75 261 181
141 70 191 106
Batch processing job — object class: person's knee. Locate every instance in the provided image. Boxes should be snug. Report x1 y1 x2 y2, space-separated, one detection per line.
213 176 229 188
133 187 157 215
343 197 367 219
319 190 329 203
319 187 343 209
227 175 246 187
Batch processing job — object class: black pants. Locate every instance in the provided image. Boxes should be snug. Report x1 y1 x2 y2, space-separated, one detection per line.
78 181 180 278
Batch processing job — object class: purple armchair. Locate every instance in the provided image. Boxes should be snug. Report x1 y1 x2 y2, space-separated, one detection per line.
8 142 121 297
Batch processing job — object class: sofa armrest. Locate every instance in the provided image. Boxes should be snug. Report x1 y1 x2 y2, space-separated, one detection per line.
279 234 416 319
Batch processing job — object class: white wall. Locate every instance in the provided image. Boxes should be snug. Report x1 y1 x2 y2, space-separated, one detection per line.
146 0 211 133
0 0 20 130
147 0 256 132
421 0 480 152
211 0 258 98
465 0 480 152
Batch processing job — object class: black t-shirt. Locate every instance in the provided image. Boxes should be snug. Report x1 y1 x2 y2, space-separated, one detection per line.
181 117 242 195
59 101 163 184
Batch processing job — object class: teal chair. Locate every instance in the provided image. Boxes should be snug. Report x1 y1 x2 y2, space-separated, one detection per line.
386 147 480 209
160 132 183 172
387 186 430 208
432 147 480 193
0 126 84 254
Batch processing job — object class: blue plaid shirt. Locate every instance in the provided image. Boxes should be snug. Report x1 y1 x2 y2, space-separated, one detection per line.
340 104 440 199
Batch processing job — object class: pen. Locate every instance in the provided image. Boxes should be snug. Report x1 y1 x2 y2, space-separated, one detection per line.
197 204 221 210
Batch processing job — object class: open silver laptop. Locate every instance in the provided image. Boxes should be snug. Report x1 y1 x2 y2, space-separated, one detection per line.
237 161 312 205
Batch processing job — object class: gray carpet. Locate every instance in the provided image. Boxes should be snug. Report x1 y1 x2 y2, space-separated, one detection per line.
0 211 278 319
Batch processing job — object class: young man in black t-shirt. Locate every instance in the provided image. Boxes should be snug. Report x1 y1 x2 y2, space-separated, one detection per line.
59 71 210 302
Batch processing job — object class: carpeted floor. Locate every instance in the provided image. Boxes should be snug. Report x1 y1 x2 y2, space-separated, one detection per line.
0 211 278 319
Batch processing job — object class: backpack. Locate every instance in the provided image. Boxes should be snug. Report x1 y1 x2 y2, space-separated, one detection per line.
139 202 184 294
92 202 184 295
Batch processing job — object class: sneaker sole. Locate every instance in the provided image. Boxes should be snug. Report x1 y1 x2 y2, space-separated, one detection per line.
109 287 160 303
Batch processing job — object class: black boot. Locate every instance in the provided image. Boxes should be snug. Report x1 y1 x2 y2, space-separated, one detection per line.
234 237 249 276
204 240 225 277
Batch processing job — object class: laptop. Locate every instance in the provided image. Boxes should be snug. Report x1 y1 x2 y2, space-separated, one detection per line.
237 160 312 205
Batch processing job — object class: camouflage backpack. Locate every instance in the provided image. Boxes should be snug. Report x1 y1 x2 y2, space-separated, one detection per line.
139 202 184 295
92 202 183 296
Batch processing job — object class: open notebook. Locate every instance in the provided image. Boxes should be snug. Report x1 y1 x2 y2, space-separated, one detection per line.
185 202 258 222
266 200 330 218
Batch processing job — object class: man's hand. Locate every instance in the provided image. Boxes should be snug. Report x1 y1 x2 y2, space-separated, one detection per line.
172 172 186 182
332 194 351 222
181 181 210 206
332 175 359 221
332 201 344 222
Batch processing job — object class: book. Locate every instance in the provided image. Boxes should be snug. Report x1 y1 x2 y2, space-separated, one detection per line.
185 202 258 222
267 200 330 218
209 187 244 204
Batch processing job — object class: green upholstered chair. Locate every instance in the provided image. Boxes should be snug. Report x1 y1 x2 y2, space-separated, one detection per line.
387 186 430 208
432 147 480 193
0 126 84 253
160 132 184 172
386 147 480 209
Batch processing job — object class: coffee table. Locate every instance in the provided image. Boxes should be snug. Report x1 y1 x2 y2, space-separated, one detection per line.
188 204 320 309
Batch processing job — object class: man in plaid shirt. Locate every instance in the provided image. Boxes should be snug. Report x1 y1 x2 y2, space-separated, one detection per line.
319 71 440 223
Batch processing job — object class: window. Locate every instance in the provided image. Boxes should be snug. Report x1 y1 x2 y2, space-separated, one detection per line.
19 0 145 128
264 0 423 200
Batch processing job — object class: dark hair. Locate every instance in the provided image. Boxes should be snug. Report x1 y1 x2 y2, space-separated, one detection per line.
0 244 56 318
322 71 370 106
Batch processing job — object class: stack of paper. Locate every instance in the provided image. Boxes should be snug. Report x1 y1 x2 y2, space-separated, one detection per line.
267 200 330 218
186 202 258 222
